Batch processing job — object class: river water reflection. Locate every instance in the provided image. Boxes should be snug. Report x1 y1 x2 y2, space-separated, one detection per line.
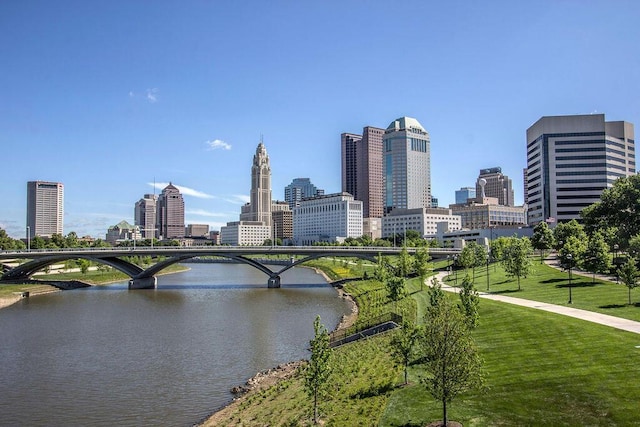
0 263 351 426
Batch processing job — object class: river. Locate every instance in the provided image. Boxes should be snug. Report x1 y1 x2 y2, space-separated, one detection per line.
0 263 351 426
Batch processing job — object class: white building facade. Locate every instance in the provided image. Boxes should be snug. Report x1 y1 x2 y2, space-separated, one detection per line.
381 207 461 239
293 193 363 245
220 221 271 246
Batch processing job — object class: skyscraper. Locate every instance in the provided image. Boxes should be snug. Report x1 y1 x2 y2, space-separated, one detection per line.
26 181 64 238
284 178 324 209
526 114 635 225
134 194 157 239
340 126 385 218
476 167 514 206
383 117 431 213
156 183 185 239
248 142 272 227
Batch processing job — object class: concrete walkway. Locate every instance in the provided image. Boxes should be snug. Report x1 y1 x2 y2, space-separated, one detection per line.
434 271 640 335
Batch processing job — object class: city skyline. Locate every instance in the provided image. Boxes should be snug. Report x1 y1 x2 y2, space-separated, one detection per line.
2 1 640 238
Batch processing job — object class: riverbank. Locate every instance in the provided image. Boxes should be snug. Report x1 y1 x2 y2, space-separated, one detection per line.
199 265 361 426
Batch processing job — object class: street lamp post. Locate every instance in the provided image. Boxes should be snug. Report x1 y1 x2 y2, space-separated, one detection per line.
454 255 458 285
567 253 573 304
486 248 491 292
447 255 451 280
26 226 30 252
614 244 619 283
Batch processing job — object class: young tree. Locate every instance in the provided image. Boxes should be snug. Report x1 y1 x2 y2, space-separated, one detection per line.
582 230 611 283
553 219 587 250
459 275 480 329
391 320 422 385
502 237 533 291
558 235 587 270
428 277 445 310
472 243 487 282
396 246 414 278
531 221 554 264
420 296 483 427
386 275 406 308
618 259 640 306
304 316 332 425
414 246 432 292
458 242 477 280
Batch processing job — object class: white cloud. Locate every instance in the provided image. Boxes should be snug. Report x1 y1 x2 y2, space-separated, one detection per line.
148 182 215 199
146 88 159 103
225 194 250 205
205 139 232 151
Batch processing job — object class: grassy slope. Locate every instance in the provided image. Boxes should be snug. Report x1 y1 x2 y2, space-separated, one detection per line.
210 257 640 426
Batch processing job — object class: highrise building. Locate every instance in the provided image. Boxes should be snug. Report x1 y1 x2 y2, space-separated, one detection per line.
248 142 272 227
526 114 635 225
340 127 385 218
284 178 324 209
455 187 476 204
156 183 185 239
26 181 64 238
383 117 431 213
221 141 274 245
476 167 514 206
134 194 157 239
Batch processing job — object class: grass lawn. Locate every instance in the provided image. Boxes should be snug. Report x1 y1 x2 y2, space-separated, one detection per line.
445 261 640 322
381 296 640 426
207 255 640 426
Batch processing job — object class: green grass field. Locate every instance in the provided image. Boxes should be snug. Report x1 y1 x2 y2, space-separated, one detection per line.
206 257 640 426
447 261 640 322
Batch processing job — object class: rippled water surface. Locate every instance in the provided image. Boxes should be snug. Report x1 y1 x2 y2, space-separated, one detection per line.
0 264 350 426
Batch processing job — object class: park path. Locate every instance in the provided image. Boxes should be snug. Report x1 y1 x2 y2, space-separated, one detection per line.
434 271 640 335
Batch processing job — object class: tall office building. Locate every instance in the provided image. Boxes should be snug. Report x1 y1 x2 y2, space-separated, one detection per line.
383 117 431 213
476 167 514 206
26 181 64 238
340 127 385 218
134 194 157 239
455 187 476 204
526 114 635 225
156 183 185 239
247 142 272 227
284 178 324 209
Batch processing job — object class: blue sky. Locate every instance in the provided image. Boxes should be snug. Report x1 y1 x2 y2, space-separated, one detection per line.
2 1 640 239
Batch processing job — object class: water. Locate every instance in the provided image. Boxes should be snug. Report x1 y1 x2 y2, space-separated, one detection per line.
0 264 351 426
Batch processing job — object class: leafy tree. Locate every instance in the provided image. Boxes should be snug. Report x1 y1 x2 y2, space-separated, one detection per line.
489 236 510 263
553 219 587 250
582 230 611 283
458 242 477 279
391 320 421 385
373 254 390 282
31 235 46 249
386 275 406 307
414 246 431 292
459 275 480 329
428 277 445 310
304 315 332 425
396 246 414 278
65 231 79 248
49 233 66 248
420 296 483 427
628 234 640 262
531 221 554 263
582 174 640 248
502 237 533 291
618 259 640 305
558 235 587 270
472 243 487 281
78 259 91 274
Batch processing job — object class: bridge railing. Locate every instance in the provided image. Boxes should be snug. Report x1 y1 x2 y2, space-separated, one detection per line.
329 312 403 347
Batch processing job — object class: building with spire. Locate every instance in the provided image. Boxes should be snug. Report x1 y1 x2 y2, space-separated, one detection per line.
221 141 274 245
156 183 185 239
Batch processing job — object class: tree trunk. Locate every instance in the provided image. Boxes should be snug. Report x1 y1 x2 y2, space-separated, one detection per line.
442 397 448 427
313 390 318 424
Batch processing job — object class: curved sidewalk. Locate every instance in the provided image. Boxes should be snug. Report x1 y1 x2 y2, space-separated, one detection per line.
435 271 640 335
